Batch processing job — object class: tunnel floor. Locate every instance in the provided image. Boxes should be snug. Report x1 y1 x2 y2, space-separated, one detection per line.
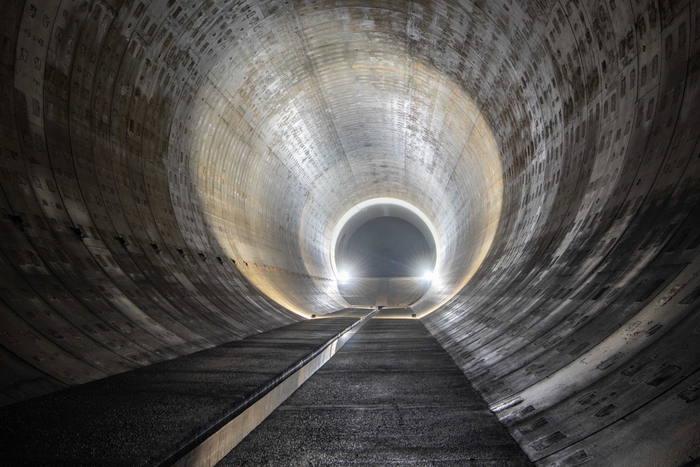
0 315 363 466
220 318 532 466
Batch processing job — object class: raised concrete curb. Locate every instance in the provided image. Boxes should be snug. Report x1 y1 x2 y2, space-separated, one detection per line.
0 310 374 466
219 318 533 466
168 310 375 467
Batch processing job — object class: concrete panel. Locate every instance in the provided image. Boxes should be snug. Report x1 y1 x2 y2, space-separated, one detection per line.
0 0 698 464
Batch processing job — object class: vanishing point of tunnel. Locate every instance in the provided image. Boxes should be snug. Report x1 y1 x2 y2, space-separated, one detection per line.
0 0 699 465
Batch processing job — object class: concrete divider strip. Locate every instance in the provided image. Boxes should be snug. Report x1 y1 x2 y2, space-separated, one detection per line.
169 310 376 467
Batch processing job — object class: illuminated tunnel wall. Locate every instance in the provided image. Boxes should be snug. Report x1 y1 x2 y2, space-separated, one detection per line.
0 0 699 465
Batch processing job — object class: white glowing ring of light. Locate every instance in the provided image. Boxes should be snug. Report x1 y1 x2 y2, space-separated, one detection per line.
330 198 442 282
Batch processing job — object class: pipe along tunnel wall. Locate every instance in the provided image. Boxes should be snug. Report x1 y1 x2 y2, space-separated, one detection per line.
0 0 699 465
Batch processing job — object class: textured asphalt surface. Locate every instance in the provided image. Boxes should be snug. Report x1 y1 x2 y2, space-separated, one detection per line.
0 315 361 466
220 318 533 466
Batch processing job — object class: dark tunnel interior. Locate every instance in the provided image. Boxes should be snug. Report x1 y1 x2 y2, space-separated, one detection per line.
0 0 699 465
336 216 435 278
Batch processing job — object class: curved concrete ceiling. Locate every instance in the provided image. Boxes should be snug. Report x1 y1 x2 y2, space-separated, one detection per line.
181 10 502 316
0 0 699 465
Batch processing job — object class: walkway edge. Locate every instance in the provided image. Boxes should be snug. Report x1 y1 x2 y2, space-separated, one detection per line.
167 310 376 467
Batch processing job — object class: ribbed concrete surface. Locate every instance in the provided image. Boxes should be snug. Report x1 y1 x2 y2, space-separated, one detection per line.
1 1 699 464
0 314 364 466
220 318 532 466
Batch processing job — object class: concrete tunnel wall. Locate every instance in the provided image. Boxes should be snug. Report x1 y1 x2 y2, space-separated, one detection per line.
0 0 699 465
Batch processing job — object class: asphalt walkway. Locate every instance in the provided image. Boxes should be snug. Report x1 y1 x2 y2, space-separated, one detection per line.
220 318 532 466
0 313 365 466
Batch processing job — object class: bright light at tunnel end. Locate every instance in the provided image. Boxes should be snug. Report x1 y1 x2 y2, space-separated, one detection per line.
336 271 351 283
422 270 434 281
330 198 442 281
330 197 444 313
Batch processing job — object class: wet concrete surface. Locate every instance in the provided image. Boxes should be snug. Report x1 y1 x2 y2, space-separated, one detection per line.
220 318 533 466
0 315 361 466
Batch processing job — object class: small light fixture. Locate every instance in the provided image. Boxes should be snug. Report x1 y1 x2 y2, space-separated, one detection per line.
337 271 351 283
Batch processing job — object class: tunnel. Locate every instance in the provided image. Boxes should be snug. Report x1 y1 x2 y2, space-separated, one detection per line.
334 199 438 307
0 0 699 465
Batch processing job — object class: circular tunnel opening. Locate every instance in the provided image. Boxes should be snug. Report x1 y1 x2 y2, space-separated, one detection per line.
337 216 436 279
332 200 438 308
180 6 504 317
2 2 697 463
